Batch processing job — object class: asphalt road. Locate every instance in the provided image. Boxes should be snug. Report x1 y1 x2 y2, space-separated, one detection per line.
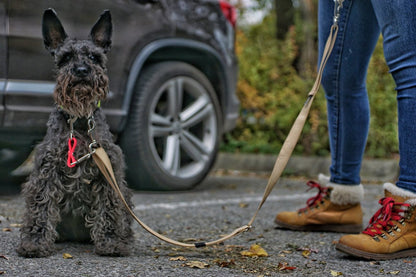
1 173 415 276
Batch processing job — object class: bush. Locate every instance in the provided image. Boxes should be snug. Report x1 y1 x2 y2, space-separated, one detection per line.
222 13 398 158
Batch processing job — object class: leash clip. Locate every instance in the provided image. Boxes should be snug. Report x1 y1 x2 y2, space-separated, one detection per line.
67 115 99 167
333 0 344 25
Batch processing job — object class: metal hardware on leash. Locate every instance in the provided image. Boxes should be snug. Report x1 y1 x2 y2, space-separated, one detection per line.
67 115 98 167
333 0 344 24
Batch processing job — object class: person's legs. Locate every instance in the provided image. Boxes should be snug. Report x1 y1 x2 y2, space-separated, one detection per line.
336 0 416 260
370 0 416 194
319 0 380 185
275 0 380 232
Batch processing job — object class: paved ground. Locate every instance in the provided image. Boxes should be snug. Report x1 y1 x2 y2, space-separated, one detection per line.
1 172 415 276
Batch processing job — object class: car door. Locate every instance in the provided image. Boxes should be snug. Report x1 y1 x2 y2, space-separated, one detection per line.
5 0 56 131
0 0 6 126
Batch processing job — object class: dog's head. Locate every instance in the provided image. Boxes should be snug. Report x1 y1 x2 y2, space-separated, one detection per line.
42 9 112 118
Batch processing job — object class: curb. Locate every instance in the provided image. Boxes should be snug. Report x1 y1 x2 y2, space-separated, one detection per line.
213 152 399 183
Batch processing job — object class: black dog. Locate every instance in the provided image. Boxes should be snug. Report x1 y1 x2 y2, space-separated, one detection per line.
17 9 133 257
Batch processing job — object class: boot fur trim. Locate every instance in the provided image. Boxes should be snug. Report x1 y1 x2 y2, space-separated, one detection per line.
384 183 416 205
318 173 330 185
328 183 364 205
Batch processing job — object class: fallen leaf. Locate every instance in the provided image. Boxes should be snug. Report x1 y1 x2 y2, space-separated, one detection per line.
330 270 343 276
278 262 296 271
0 271 5 275
169 256 187 261
389 271 400 275
10 223 23 228
403 260 412 263
239 202 249 208
2 228 11 232
184 261 209 269
0 255 9 260
302 250 311 258
63 253 73 259
370 261 381 265
215 259 235 268
240 244 268 257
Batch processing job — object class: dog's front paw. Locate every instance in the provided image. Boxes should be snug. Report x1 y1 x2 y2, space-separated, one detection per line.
17 239 54 258
94 240 131 257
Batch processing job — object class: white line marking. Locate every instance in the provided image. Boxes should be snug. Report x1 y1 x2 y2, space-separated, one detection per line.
134 193 312 211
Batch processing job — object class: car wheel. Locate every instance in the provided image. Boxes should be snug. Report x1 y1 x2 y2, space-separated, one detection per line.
120 62 222 190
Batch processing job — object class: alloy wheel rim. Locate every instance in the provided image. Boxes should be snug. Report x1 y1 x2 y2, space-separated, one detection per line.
148 76 218 179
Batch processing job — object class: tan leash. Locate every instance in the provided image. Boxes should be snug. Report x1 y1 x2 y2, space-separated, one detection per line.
92 147 250 248
92 2 342 248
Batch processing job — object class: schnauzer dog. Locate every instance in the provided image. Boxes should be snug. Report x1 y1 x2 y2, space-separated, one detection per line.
17 9 133 257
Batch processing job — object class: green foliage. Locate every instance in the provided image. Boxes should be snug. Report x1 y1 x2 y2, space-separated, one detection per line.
221 12 398 158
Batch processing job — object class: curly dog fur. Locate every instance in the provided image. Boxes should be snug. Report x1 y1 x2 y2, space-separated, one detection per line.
17 9 133 258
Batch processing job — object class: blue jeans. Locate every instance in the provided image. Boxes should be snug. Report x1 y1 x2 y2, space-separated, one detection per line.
318 0 416 193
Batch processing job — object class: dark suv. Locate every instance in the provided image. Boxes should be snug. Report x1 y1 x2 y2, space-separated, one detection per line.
0 0 239 191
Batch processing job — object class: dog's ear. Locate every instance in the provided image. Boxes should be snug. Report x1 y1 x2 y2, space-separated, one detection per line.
90 10 112 53
42 9 68 55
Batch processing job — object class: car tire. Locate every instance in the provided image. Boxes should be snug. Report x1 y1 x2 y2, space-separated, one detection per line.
120 62 222 190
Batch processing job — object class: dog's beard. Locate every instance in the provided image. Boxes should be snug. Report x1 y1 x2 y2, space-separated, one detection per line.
54 73 109 118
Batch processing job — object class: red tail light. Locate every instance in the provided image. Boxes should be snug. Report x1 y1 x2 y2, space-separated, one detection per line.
219 0 237 28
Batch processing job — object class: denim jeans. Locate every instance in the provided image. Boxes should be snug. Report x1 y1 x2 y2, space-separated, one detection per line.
318 0 416 193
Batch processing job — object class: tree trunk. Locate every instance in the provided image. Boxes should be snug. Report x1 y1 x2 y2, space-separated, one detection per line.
298 0 317 77
275 0 294 39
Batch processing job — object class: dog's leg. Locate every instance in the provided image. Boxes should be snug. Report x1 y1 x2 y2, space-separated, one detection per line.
88 144 133 257
17 171 62 257
87 176 133 256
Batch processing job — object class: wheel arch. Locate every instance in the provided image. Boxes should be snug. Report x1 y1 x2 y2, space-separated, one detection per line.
121 38 228 131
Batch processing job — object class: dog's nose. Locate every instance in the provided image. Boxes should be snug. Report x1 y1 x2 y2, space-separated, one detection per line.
73 66 90 77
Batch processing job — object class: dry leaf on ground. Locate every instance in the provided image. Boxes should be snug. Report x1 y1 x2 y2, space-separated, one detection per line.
214 259 235 268
169 256 187 261
330 270 343 276
63 253 73 259
278 262 296 271
239 202 249 208
183 261 209 269
240 244 268 257
0 255 9 260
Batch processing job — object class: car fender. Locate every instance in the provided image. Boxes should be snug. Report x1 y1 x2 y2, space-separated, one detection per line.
121 38 229 130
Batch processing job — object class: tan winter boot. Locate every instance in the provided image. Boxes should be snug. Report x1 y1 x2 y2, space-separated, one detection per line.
336 183 416 260
275 174 363 233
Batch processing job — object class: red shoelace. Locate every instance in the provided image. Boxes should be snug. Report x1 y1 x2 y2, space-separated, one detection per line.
362 197 410 237
299 181 329 212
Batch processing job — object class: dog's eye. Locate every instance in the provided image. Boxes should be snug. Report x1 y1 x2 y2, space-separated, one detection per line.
58 53 73 67
88 54 100 63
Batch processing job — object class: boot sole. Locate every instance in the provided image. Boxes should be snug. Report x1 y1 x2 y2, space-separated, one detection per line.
336 242 416 260
275 218 362 233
